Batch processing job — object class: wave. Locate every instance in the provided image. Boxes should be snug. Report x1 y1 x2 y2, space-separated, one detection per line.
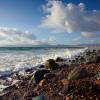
0 47 87 78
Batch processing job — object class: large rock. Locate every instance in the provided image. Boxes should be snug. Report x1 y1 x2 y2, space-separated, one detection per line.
96 56 100 63
44 59 59 70
34 69 50 84
67 67 81 80
67 67 89 80
56 57 65 62
86 54 100 64
44 73 56 79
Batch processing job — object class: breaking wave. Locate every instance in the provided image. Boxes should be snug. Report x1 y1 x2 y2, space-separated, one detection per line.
0 47 88 77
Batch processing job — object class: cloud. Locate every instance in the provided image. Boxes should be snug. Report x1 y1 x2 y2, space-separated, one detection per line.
41 0 100 33
0 27 55 46
81 32 100 38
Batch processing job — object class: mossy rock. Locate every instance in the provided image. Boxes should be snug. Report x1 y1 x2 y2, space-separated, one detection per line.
34 69 50 84
44 59 59 70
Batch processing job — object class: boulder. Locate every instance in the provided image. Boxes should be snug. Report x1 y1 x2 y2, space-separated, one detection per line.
56 57 64 62
67 67 81 80
44 59 59 70
39 65 45 69
39 79 46 87
96 56 100 63
86 55 100 64
44 73 56 79
67 67 89 80
34 69 50 84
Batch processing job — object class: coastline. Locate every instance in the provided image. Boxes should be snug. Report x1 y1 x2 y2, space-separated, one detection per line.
0 47 100 100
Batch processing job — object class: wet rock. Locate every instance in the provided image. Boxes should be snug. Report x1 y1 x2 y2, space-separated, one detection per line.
96 56 100 63
86 54 100 64
44 73 56 79
86 54 97 64
78 68 89 79
72 60 76 63
56 57 64 62
79 57 85 63
86 50 91 55
32 93 46 100
39 65 45 68
44 59 59 70
25 68 33 72
61 79 69 85
34 69 50 83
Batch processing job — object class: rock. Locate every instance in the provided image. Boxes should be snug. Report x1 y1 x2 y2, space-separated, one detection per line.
78 68 89 79
39 79 46 87
86 54 97 64
86 54 100 64
79 57 85 62
67 67 89 80
32 93 46 100
44 73 56 79
60 85 69 95
61 79 69 85
44 59 59 70
96 56 100 63
56 57 64 62
86 50 91 55
34 69 50 83
39 65 45 68
29 75 35 85
67 67 81 80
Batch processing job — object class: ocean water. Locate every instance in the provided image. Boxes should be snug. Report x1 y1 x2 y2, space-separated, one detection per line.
0 47 87 77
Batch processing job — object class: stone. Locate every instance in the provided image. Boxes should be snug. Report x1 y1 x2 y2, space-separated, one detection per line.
67 67 81 80
34 69 50 83
39 65 45 68
61 79 69 85
67 67 89 80
56 57 64 62
60 85 69 95
44 73 56 79
39 79 46 87
96 56 100 63
95 72 100 79
44 59 59 70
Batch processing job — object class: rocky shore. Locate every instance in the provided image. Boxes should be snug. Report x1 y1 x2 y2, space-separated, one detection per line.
0 48 100 100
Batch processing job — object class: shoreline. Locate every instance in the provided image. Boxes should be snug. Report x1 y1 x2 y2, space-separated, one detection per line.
0 48 100 100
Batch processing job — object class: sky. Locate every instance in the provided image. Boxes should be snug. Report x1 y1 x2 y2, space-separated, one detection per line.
0 0 100 46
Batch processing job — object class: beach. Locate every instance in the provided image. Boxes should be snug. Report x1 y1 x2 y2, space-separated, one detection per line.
0 47 100 100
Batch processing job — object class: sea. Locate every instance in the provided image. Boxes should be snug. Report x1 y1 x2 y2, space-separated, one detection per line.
0 47 87 78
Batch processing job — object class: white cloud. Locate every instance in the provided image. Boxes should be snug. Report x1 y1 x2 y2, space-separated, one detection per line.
81 32 100 38
41 0 100 33
0 27 55 46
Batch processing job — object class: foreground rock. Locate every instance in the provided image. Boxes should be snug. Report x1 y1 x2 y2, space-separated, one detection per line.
44 59 59 70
